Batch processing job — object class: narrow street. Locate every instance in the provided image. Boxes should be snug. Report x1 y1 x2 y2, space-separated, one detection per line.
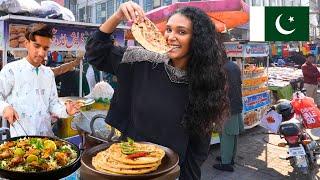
201 126 320 180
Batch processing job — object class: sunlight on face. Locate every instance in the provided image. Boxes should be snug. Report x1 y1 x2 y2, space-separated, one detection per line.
164 14 192 67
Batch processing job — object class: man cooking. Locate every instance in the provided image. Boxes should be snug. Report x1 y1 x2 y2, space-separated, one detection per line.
0 23 80 137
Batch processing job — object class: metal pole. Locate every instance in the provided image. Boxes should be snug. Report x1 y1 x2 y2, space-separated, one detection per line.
79 58 83 97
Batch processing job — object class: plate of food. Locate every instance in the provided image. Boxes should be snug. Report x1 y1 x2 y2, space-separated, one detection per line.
59 97 95 107
81 138 179 179
131 16 170 54
0 136 81 180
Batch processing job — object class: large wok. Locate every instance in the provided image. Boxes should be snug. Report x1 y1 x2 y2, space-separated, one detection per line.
0 130 81 180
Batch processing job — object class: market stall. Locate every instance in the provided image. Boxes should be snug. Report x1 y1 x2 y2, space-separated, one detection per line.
268 67 303 102
0 14 130 179
0 14 127 96
224 42 271 129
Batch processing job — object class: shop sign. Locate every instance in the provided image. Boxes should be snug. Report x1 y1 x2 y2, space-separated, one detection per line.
8 23 97 51
51 27 96 51
224 43 243 57
244 43 269 57
243 91 271 113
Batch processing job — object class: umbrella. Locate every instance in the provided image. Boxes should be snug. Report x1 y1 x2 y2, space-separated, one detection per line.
146 0 249 33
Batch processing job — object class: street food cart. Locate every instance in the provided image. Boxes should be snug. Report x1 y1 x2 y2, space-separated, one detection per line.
224 42 271 129
0 15 129 179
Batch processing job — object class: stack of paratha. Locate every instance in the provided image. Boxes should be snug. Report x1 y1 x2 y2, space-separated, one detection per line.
92 142 165 175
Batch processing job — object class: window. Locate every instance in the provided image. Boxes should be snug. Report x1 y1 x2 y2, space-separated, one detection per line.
107 0 114 18
252 0 262 5
153 0 161 8
86 6 93 23
144 0 153 12
79 7 85 22
163 0 172 5
269 0 277 6
179 0 189 2
132 0 140 4
96 2 106 24
116 0 122 9
283 0 294 6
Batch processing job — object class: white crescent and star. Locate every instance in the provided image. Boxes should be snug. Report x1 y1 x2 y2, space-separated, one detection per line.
275 14 295 35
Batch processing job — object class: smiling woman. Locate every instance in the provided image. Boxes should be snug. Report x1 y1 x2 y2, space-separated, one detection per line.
85 2 229 180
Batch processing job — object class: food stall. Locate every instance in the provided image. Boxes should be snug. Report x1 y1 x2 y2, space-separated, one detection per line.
224 42 271 129
0 14 128 132
0 14 133 179
267 67 303 102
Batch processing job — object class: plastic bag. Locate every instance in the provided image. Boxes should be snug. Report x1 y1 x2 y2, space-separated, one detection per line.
260 110 282 133
291 92 320 129
85 81 114 101
0 0 41 14
40 0 75 21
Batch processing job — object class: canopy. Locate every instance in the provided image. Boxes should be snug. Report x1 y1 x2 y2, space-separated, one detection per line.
146 0 249 33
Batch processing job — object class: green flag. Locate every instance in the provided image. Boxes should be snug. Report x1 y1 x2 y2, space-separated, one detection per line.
250 6 309 41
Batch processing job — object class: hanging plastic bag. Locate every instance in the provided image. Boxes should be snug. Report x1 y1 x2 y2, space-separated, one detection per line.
260 110 283 133
291 92 320 129
40 0 75 21
0 0 41 14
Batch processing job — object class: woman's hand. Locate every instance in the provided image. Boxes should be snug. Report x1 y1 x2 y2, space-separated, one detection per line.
115 1 145 23
100 1 145 34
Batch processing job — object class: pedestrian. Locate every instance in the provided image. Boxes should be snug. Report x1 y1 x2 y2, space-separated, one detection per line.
85 2 229 179
213 60 244 172
0 23 80 137
301 54 320 104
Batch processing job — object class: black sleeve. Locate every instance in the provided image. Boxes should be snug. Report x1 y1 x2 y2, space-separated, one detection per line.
179 133 211 180
85 30 127 75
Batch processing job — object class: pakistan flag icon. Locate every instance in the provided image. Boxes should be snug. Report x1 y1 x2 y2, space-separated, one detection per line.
250 6 309 41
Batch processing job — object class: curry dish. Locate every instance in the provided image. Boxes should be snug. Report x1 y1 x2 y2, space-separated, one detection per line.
0 137 77 172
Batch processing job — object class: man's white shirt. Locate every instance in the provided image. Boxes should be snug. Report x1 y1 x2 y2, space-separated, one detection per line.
0 58 68 137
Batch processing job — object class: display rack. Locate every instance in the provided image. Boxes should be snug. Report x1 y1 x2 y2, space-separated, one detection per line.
224 41 271 129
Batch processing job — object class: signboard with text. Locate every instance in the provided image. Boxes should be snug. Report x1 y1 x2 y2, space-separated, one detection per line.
8 23 99 51
243 91 271 113
224 42 269 58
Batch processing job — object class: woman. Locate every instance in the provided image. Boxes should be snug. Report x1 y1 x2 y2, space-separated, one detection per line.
85 2 229 179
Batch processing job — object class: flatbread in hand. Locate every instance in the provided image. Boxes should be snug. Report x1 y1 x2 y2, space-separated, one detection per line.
131 16 169 54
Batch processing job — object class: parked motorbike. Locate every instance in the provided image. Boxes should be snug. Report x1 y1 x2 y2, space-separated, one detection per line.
271 98 320 179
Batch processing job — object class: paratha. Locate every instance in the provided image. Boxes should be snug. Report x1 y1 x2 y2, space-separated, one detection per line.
92 141 166 175
131 16 169 54
92 149 160 169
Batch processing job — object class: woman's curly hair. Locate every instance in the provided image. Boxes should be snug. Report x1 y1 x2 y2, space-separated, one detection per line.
171 7 230 136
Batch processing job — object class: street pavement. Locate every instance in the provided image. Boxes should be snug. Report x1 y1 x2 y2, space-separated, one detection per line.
201 126 320 180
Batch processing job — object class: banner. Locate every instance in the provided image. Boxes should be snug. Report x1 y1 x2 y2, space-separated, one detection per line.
243 43 269 57
8 23 99 51
243 91 271 113
224 43 243 57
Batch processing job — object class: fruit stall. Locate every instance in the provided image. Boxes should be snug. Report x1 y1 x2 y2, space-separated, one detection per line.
224 42 271 129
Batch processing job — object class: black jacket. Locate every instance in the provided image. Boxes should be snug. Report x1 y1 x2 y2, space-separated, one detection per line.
224 61 243 114
85 30 211 180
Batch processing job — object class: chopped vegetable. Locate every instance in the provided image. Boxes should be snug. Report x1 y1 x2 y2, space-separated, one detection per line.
126 152 149 160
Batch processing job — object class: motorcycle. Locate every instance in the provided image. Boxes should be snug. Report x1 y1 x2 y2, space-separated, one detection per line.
270 95 320 179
